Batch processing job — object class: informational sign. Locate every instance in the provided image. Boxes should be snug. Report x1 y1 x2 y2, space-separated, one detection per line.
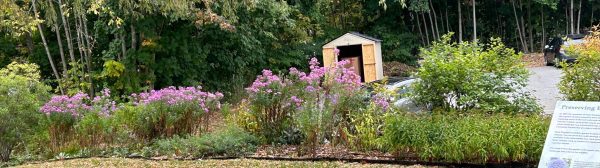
539 101 600 168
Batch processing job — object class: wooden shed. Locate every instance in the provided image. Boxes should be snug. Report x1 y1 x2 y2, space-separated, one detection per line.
322 32 383 83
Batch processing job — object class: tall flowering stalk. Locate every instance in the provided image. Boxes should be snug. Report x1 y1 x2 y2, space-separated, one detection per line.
293 58 363 152
245 70 294 142
129 86 223 139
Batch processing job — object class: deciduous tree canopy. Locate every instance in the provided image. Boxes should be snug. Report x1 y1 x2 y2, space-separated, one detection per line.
0 0 597 97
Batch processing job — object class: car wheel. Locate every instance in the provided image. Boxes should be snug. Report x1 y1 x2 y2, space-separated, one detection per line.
544 56 552 66
553 57 561 68
544 53 554 66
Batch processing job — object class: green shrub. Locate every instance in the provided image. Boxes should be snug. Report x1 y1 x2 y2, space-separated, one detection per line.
346 80 395 151
0 62 50 162
151 125 258 158
559 29 600 101
412 33 540 114
383 113 549 163
74 112 113 149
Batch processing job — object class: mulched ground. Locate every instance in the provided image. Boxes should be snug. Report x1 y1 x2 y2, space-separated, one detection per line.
522 53 545 67
14 158 437 168
253 144 397 160
383 61 416 77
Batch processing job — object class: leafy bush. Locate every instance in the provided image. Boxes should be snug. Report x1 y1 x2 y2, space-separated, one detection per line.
384 113 549 163
412 33 540 114
151 125 258 158
127 86 223 140
346 80 395 151
0 62 50 162
559 28 600 101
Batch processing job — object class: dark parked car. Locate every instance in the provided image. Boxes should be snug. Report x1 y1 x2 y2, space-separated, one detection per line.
543 34 585 67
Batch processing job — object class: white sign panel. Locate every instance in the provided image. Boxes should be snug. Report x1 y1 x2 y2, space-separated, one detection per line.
539 101 600 168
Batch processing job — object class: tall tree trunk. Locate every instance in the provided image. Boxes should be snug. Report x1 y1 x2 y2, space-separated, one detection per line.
571 0 575 34
472 0 477 41
427 10 437 40
75 15 88 95
527 0 534 52
79 15 94 97
57 0 76 63
415 13 425 45
74 15 86 88
47 1 68 79
519 0 530 52
24 32 34 55
422 13 431 45
120 32 126 60
445 7 450 33
429 0 440 39
131 24 136 50
512 0 528 53
566 4 570 34
75 17 85 65
33 0 63 94
577 0 582 34
592 7 595 28
542 7 546 52
458 0 463 42
0 143 11 162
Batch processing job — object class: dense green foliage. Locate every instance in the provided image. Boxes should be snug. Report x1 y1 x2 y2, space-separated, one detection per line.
411 34 541 114
0 45 552 165
559 28 600 101
384 113 549 163
0 62 50 162
3 0 591 165
3 0 597 97
150 125 258 158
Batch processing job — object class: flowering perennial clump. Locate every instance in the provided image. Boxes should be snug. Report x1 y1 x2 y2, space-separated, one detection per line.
126 86 224 139
40 93 92 117
244 57 366 144
40 89 120 117
131 86 223 112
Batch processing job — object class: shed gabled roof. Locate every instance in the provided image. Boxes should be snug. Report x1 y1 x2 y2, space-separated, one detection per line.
323 32 382 48
348 32 382 42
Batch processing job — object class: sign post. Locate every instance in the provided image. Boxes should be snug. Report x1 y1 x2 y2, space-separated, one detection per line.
539 101 600 168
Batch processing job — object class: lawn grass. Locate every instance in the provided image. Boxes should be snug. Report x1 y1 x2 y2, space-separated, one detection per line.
13 158 437 168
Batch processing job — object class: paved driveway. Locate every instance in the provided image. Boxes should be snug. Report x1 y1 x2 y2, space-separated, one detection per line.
526 66 563 114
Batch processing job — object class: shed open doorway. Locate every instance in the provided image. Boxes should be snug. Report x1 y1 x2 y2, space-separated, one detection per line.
322 32 383 83
337 45 365 82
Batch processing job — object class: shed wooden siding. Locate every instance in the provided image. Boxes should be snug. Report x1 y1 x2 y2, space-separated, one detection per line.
322 48 335 68
375 42 384 79
362 44 376 82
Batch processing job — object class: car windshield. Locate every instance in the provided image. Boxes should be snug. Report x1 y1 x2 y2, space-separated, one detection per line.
563 39 585 47
386 79 415 97
560 39 585 57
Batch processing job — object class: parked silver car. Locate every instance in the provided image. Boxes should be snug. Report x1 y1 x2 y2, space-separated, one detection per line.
384 78 426 113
